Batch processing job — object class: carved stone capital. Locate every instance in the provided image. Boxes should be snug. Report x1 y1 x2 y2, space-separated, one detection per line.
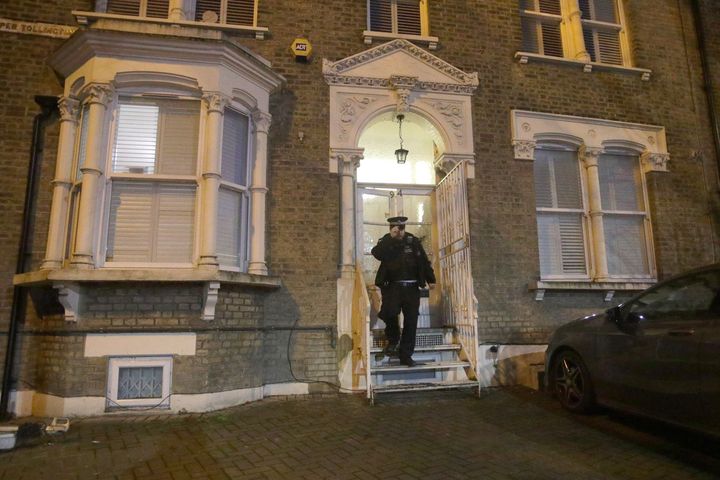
580 145 604 166
81 83 114 107
330 148 363 176
512 140 536 160
641 151 670 173
202 92 230 114
251 110 272 133
58 96 80 122
434 153 475 175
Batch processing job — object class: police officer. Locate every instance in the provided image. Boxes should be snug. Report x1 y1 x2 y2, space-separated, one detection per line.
371 216 436 367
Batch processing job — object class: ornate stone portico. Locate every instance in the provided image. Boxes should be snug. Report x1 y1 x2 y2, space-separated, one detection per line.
323 39 479 390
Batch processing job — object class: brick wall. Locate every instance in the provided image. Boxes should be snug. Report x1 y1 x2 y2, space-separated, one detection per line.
1 0 720 403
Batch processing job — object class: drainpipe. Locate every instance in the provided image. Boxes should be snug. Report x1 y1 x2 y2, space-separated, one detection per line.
692 0 720 182
0 96 58 420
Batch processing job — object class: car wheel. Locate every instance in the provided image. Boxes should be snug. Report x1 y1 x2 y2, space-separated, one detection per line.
551 350 595 413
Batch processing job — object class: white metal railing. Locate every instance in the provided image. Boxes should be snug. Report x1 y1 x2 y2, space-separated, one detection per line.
436 161 479 383
351 266 373 398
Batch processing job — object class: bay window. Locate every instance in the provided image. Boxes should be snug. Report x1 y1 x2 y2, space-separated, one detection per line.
105 98 200 265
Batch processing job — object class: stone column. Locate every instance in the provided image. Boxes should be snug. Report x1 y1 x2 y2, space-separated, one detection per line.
247 110 272 275
563 0 591 62
581 146 608 280
198 92 229 268
71 84 113 268
42 96 80 270
331 148 363 279
169 0 189 21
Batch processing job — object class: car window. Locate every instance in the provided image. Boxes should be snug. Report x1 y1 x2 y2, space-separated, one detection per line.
627 269 720 318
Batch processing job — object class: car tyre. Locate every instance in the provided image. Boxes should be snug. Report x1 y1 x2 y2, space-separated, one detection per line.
551 350 596 413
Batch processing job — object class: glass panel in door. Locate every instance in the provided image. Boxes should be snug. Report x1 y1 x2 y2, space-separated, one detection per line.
358 186 436 328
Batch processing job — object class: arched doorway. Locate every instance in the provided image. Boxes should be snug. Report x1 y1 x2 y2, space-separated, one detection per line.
356 111 444 331
323 39 479 392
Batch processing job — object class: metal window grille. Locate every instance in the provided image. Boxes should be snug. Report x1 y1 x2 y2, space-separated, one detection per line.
118 367 163 399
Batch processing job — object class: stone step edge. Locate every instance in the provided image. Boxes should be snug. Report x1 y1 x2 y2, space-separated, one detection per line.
371 361 469 373
372 380 479 394
369 344 461 353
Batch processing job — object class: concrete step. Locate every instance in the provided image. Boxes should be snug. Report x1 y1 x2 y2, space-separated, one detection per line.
372 380 478 394
369 344 461 354
371 360 469 374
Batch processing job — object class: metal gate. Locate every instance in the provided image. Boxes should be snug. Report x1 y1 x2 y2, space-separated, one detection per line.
436 161 479 381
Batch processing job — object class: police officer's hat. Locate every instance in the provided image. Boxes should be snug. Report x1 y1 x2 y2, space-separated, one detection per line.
387 216 408 227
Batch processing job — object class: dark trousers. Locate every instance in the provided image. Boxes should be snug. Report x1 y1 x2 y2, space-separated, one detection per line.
379 283 421 359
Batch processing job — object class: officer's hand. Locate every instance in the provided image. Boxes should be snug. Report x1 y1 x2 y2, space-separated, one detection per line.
428 283 436 290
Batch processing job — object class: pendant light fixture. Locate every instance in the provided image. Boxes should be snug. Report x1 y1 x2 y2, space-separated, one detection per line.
394 114 409 164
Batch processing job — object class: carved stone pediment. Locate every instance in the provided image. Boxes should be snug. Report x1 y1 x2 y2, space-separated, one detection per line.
323 39 478 94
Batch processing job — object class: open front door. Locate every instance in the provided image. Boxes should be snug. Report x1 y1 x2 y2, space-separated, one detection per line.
357 186 437 330
435 162 479 381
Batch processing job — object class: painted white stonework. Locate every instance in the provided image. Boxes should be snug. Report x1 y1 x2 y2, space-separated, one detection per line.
324 39 478 392
8 382 310 417
84 333 197 357
477 344 548 390
510 110 670 172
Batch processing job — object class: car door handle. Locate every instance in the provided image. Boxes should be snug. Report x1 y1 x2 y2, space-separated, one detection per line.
667 329 695 336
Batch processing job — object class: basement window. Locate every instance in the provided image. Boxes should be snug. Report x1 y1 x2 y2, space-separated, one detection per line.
107 356 172 409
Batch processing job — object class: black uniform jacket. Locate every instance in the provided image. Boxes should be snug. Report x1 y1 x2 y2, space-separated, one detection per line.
371 232 436 288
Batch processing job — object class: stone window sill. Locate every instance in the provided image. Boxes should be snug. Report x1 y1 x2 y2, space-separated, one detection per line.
14 267 281 288
15 268 281 322
363 30 438 50
530 279 656 301
514 52 651 81
72 11 269 39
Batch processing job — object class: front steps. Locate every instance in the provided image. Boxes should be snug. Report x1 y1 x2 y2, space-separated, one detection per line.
368 328 478 403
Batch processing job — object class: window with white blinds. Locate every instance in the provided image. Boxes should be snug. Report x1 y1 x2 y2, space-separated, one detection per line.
579 0 623 65
520 0 563 58
217 109 250 268
368 0 424 36
598 153 649 276
519 0 628 66
107 97 200 265
194 0 257 26
534 149 588 278
533 147 652 280
106 0 170 18
112 98 199 175
106 182 196 263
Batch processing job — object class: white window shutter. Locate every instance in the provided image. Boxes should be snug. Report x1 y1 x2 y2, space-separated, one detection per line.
369 0 393 32
107 0 141 16
113 103 160 174
76 105 90 180
599 154 644 212
107 182 154 262
146 0 170 18
226 0 256 26
221 110 249 185
195 0 222 21
535 149 587 277
154 184 196 263
157 100 200 175
604 215 649 276
396 0 422 36
217 187 243 267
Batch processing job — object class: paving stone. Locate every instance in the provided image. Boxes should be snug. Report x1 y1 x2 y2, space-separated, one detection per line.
1 388 720 479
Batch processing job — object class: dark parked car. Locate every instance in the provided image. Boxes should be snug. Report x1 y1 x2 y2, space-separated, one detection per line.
545 264 720 436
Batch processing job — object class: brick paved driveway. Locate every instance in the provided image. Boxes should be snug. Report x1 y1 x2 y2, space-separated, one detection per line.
1 387 719 479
